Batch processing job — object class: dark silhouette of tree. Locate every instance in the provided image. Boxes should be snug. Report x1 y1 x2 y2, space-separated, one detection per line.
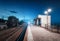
7 16 19 28
19 20 25 25
0 19 5 23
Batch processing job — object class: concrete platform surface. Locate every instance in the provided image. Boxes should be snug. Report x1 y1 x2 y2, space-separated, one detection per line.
24 25 60 41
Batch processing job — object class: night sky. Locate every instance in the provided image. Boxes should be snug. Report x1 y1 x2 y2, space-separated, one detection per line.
0 0 60 24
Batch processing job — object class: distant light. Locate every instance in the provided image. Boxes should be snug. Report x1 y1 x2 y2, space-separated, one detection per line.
44 11 48 14
48 9 52 12
28 22 30 24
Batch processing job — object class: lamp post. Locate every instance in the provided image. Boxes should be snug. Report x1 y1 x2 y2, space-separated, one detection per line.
44 9 52 28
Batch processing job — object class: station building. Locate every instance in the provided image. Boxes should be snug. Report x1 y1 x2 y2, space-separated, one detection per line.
34 15 51 27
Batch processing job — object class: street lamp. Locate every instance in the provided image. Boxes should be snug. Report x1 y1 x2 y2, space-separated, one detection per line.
44 11 48 14
44 9 52 14
44 9 52 28
48 9 52 12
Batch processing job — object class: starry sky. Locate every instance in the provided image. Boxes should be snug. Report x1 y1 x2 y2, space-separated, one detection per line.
0 0 60 24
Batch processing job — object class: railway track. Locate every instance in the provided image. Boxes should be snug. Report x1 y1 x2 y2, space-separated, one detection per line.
0 27 22 41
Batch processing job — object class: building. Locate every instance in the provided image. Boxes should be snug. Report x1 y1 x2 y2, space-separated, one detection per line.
0 23 7 30
0 19 7 30
34 15 51 27
34 18 41 26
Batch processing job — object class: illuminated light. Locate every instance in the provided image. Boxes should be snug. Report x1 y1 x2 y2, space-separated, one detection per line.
44 11 48 14
48 9 52 12
28 21 30 24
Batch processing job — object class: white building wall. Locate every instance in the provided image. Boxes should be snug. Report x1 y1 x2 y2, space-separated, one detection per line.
38 15 51 27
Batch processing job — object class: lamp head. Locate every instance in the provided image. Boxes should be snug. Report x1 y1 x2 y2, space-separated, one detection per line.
48 9 52 12
44 11 48 14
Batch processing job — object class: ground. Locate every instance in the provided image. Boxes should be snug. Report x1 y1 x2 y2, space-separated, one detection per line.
24 24 60 41
0 27 22 41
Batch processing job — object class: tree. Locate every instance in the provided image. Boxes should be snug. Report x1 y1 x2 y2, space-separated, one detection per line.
19 20 25 25
7 16 19 28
